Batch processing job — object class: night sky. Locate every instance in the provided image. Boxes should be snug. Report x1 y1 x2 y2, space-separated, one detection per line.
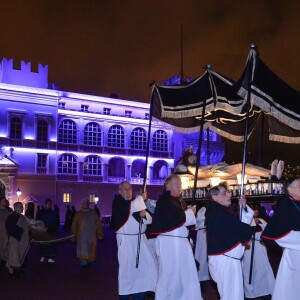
1 1 299 167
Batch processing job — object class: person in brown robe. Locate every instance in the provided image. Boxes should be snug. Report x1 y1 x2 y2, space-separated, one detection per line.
5 202 33 275
71 200 103 267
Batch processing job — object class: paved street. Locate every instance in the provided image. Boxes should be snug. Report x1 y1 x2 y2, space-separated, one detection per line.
0 226 281 300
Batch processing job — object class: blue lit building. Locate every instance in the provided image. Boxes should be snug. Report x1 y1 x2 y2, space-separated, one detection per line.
0 58 224 218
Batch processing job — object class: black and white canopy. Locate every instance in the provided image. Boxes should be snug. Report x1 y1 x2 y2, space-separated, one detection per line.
152 48 300 144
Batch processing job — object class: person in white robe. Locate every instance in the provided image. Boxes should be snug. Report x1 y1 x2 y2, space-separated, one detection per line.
5 202 33 276
242 213 275 299
261 177 300 300
194 206 210 284
111 181 157 300
144 197 158 269
206 184 254 300
150 174 203 300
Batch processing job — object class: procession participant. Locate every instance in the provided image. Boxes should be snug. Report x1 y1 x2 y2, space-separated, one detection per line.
0 197 10 266
206 184 253 300
194 206 210 289
261 177 300 300
5 202 33 276
150 174 202 300
242 208 275 299
143 192 158 267
71 199 103 267
111 181 157 300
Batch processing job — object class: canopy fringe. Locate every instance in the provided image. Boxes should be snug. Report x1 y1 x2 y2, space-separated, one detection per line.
269 134 300 144
239 87 300 130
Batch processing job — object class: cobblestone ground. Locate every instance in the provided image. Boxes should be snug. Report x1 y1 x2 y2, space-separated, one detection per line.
0 226 281 300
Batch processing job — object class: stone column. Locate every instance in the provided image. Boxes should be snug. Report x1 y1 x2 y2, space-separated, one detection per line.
103 163 108 182
149 166 153 184
126 164 131 182
7 175 15 207
78 162 83 181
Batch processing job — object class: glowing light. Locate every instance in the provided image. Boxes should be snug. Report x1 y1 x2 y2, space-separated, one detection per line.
236 173 248 185
0 132 8 137
24 135 35 140
12 147 57 154
63 92 150 109
210 177 221 186
0 82 59 97
181 176 191 190
58 109 150 124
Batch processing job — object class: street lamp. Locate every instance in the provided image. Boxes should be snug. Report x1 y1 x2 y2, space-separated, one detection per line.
16 188 22 202
94 194 99 204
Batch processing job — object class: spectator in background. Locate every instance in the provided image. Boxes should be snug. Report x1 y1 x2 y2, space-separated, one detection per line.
35 205 43 220
5 199 13 212
64 205 72 231
94 204 100 218
70 205 76 226
71 200 103 267
25 202 35 219
39 199 57 263
0 197 10 267
54 204 60 227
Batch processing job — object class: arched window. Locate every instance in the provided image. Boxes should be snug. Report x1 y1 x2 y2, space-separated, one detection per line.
37 119 48 142
131 159 145 178
58 120 77 144
58 154 77 174
153 160 168 180
84 156 102 175
84 122 102 146
10 116 22 139
108 125 125 148
153 130 168 152
108 157 125 177
131 127 147 150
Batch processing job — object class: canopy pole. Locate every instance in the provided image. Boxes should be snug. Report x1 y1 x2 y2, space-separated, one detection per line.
180 24 184 83
192 100 206 205
191 66 214 204
136 84 155 269
143 86 155 193
206 127 210 165
257 113 265 166
240 45 256 218
241 92 251 197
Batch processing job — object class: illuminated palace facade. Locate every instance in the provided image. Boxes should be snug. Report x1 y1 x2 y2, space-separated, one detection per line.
0 58 224 218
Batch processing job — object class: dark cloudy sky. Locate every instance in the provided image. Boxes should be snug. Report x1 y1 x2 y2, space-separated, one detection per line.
1 0 300 102
1 0 299 167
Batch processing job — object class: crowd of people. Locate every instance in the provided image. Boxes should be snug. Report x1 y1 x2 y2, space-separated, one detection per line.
0 196 103 276
111 176 300 300
0 175 299 300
